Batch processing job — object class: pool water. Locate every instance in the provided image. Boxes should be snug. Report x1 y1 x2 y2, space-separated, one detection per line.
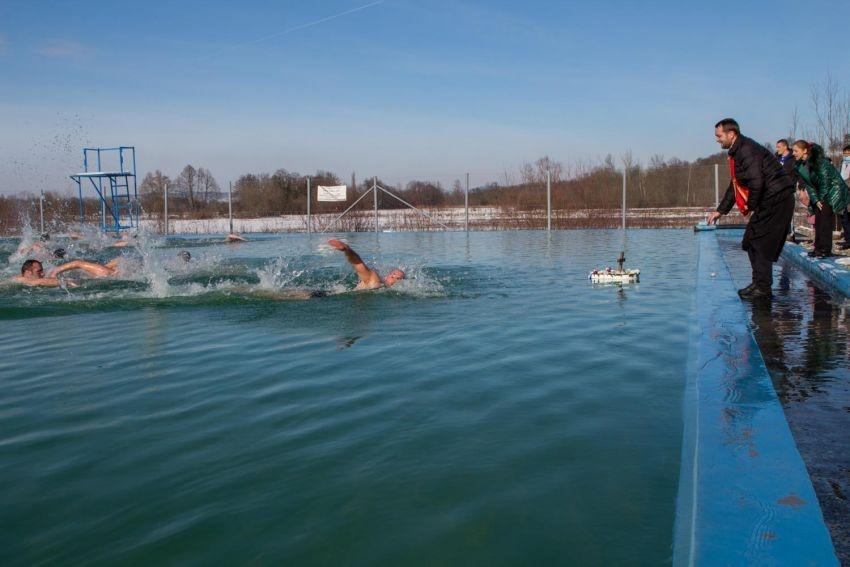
1 230 696 565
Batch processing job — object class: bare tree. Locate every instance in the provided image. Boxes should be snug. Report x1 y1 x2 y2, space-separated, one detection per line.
175 165 198 211
648 154 666 170
519 162 535 184
535 155 563 183
139 170 171 213
810 72 850 160
197 168 221 204
789 105 800 142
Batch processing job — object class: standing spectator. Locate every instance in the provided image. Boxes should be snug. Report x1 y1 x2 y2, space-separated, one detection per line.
707 118 796 298
775 139 798 182
839 144 850 250
776 139 799 241
792 141 849 258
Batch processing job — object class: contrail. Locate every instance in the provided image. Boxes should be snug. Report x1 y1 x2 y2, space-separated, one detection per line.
200 1 384 61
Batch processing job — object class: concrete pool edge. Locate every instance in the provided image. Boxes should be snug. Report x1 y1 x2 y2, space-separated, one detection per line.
780 241 850 298
672 232 837 566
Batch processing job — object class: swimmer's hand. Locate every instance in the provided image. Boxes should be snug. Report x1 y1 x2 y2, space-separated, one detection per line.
327 239 349 251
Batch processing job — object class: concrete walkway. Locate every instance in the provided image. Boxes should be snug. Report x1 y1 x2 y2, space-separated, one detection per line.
781 242 850 298
674 232 837 566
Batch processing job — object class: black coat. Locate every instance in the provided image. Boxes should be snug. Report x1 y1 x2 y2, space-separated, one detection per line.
775 151 799 186
717 135 794 215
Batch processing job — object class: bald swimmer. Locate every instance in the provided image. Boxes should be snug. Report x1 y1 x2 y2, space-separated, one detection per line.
327 239 404 289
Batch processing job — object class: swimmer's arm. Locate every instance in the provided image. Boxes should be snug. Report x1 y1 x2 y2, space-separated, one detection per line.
50 260 112 278
8 276 62 287
327 240 380 285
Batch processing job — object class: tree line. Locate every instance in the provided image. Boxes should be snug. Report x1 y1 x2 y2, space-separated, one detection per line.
0 152 734 235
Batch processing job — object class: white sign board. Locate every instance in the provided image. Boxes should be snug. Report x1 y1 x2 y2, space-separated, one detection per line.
317 185 347 202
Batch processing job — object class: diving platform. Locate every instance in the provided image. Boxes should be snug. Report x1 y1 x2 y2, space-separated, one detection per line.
70 147 139 232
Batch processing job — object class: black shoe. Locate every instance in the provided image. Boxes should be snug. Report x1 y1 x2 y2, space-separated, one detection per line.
814 251 833 258
738 283 757 297
808 250 818 257
747 286 773 299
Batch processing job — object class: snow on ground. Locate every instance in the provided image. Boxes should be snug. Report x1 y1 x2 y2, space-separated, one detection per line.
139 206 723 234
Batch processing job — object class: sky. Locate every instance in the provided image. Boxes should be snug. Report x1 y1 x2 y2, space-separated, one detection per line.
1 0 848 195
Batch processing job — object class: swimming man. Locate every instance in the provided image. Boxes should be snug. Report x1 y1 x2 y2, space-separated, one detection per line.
328 239 404 289
6 259 66 287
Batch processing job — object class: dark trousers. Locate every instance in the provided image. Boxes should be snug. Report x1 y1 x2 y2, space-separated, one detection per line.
747 247 775 288
814 202 834 254
742 191 796 288
842 209 850 245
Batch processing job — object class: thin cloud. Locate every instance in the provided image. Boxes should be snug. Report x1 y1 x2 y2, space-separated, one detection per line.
199 1 384 62
35 40 94 60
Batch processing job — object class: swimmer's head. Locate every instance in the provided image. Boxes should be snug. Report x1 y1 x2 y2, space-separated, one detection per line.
178 250 191 262
21 259 44 278
52 248 66 259
384 268 405 286
40 233 50 242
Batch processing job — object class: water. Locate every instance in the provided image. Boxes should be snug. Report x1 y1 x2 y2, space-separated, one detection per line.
1 230 696 565
718 235 850 563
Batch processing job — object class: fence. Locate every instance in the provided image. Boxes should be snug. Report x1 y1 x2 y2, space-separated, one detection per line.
3 163 755 235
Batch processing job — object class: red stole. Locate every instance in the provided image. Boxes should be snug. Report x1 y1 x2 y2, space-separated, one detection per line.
728 157 750 216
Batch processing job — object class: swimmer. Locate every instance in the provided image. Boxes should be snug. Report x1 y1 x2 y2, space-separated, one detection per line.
108 233 136 248
247 288 330 301
178 250 192 262
14 233 50 257
6 259 69 287
327 239 405 289
226 233 247 242
49 259 123 279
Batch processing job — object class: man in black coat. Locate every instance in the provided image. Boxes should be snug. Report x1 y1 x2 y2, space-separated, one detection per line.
775 139 798 183
707 119 796 298
775 138 798 242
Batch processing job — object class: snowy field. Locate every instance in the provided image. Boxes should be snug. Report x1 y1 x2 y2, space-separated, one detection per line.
138 206 725 234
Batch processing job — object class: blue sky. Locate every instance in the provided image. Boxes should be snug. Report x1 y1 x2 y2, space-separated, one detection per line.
1 0 848 195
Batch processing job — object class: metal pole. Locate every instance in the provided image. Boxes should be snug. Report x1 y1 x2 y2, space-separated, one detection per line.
306 177 311 234
546 170 552 231
376 184 451 230
714 163 719 209
164 181 169 235
228 181 233 234
373 177 378 233
465 172 469 232
39 190 45 234
622 169 627 231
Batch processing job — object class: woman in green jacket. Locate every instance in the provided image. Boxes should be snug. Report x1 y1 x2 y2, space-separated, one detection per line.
792 141 849 257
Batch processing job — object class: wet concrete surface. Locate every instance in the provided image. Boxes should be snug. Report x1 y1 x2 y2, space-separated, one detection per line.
719 235 850 564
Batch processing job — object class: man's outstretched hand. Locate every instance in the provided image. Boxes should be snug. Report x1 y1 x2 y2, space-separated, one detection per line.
706 211 722 225
328 239 349 251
